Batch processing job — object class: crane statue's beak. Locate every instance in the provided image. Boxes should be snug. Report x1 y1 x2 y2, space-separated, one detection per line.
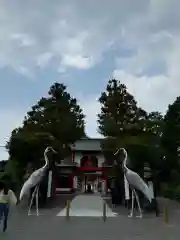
49 146 57 154
52 148 57 154
114 149 120 156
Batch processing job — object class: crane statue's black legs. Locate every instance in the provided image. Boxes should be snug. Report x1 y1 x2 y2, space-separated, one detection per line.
28 185 40 216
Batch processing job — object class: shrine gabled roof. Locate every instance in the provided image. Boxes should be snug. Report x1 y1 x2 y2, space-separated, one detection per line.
71 138 103 151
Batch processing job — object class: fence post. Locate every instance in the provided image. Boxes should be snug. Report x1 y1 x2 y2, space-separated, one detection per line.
103 201 107 222
164 204 168 224
66 200 70 220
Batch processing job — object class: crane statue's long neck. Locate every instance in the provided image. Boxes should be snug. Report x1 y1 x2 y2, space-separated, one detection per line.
122 150 128 173
43 152 49 169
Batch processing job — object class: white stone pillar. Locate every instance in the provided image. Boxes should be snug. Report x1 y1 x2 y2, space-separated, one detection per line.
102 180 106 195
73 176 78 189
148 181 155 199
47 170 52 198
124 174 130 200
82 178 85 192
93 177 97 192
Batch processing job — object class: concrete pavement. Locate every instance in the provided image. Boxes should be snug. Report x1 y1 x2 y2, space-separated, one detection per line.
1 194 180 239
3 211 180 240
57 193 117 217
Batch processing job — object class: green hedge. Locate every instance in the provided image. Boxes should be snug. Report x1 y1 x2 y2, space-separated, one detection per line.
161 183 180 200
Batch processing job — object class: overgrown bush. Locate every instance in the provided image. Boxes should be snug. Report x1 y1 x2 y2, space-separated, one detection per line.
161 183 176 199
174 185 180 200
0 159 22 193
160 182 180 201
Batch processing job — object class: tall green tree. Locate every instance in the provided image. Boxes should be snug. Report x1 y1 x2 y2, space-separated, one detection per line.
98 79 142 137
144 111 163 138
162 97 180 172
6 82 86 181
98 79 164 172
158 97 180 197
24 83 85 143
98 79 145 168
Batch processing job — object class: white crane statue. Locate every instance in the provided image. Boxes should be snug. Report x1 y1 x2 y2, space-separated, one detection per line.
19 146 57 216
114 148 153 218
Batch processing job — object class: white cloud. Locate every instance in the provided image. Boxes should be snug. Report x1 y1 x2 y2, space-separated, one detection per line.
15 66 34 78
61 55 94 70
113 5 180 113
37 52 53 69
78 95 101 138
0 109 25 161
113 70 171 112
10 33 35 47
0 0 148 74
0 0 180 138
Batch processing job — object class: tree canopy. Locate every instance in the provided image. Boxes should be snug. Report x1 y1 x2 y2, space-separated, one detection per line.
98 79 164 176
98 79 141 137
6 82 86 183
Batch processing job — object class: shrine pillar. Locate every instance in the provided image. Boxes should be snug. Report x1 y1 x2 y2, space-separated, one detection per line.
101 173 108 195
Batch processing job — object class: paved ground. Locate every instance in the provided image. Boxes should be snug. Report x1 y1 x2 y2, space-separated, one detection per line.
1 194 180 239
57 193 117 217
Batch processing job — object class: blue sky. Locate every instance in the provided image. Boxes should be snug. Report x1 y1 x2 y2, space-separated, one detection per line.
0 0 180 159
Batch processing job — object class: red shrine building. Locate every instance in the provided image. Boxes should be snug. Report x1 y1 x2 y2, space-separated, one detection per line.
47 138 114 197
